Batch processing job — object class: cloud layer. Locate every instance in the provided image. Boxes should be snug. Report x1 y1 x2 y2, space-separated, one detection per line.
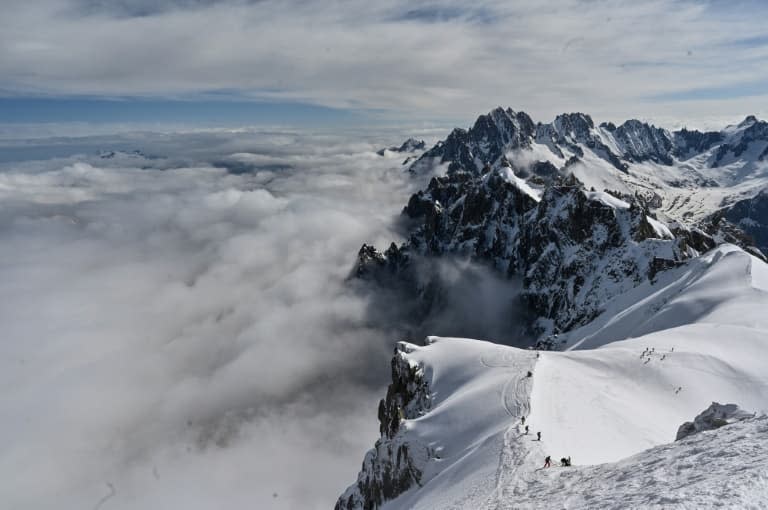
1 0 768 125
0 130 428 509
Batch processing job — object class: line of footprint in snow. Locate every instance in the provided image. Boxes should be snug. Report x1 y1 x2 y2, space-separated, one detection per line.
480 345 690 510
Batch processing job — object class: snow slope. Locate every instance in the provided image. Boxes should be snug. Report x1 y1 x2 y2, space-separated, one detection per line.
341 245 768 508
527 245 768 465
503 414 768 509
529 322 768 466
375 338 540 510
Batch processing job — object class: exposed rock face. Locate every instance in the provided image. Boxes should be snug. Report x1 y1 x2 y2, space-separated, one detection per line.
355 166 705 334
403 168 539 271
673 128 724 159
713 117 768 166
408 109 660 175
612 119 674 165
676 403 755 441
517 184 681 331
723 190 768 256
377 138 427 156
408 108 768 177
355 108 768 336
409 107 536 175
335 343 434 510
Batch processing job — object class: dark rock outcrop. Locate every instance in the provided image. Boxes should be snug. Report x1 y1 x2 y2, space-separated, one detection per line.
335 343 433 510
355 166 705 334
721 190 768 258
676 403 755 441
377 138 427 156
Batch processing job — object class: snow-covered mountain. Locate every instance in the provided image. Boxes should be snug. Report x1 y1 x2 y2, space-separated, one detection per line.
410 107 768 218
338 246 768 509
724 188 768 256
339 109 768 508
357 109 767 334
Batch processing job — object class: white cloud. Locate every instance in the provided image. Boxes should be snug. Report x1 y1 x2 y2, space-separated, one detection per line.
0 130 426 509
1 0 767 125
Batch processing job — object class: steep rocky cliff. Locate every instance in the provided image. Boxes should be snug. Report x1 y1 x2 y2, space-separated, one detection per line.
335 343 434 510
355 167 711 334
354 108 767 336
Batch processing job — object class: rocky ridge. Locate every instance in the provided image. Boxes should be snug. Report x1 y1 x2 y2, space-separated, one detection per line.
335 342 434 510
409 107 768 176
355 108 768 336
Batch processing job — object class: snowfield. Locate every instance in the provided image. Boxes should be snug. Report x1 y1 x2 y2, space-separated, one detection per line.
367 245 768 509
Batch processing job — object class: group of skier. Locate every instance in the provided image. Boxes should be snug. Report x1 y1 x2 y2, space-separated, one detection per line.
522 351 571 470
520 416 569 469
640 346 674 364
640 347 682 394
520 415 539 440
542 455 571 468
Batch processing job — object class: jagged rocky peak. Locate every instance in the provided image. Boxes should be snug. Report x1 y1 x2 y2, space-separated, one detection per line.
408 107 538 175
398 138 427 152
718 192 768 259
612 119 674 165
376 137 427 156
369 106 768 335
401 166 542 268
409 107 768 178
552 112 595 138
467 108 535 162
354 164 712 335
672 128 724 158
517 182 689 332
738 116 768 142
738 114 758 127
474 106 536 140
408 107 687 177
712 115 768 166
352 242 409 283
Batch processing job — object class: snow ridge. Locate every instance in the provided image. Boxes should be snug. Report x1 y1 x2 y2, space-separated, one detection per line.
338 247 768 507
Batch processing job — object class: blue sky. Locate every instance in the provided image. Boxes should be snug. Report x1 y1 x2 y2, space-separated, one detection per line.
1 0 767 129
0 96 359 126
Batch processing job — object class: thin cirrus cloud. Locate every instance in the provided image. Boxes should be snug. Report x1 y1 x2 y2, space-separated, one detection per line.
1 0 767 125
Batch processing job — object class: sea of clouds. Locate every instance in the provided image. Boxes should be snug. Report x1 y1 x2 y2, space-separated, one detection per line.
0 128 526 509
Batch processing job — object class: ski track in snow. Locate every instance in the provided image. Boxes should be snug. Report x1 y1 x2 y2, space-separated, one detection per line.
478 349 542 510
364 248 768 509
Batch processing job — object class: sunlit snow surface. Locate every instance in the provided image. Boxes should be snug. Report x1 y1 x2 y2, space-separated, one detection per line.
380 246 768 509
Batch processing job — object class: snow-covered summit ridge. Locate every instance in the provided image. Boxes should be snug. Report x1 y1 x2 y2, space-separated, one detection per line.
410 108 768 176
338 245 768 509
409 108 768 232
